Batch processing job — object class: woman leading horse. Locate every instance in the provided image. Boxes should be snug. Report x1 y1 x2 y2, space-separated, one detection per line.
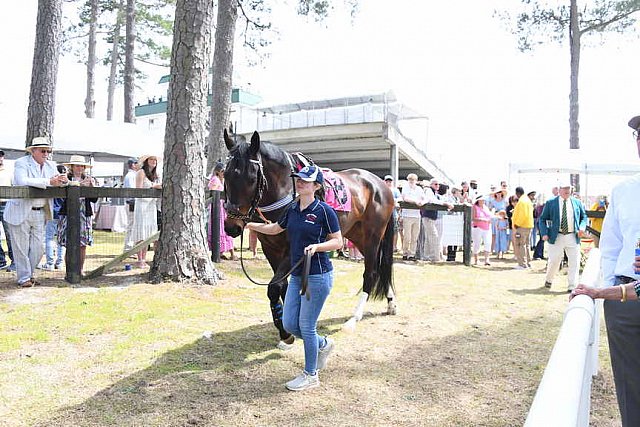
223 130 396 349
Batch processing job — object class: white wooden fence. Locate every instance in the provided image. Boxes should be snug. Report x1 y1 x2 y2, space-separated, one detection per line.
525 248 603 427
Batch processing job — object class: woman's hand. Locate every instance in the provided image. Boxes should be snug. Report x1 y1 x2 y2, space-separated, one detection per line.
304 244 319 256
571 283 598 300
80 176 94 187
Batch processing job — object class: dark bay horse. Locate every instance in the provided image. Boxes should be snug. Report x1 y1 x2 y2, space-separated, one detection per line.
223 130 396 349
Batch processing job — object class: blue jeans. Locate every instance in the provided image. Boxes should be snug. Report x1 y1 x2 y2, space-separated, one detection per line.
45 219 64 266
283 271 333 375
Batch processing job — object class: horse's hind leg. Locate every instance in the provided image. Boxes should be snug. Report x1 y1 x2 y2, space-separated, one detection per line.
387 287 397 315
267 280 295 350
343 226 379 331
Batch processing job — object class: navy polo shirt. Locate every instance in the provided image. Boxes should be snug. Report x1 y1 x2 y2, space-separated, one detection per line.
278 198 341 276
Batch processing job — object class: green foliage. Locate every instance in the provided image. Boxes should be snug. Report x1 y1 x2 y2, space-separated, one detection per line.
499 0 640 52
62 0 174 79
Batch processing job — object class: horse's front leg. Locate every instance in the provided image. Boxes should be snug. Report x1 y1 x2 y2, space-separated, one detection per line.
267 262 295 350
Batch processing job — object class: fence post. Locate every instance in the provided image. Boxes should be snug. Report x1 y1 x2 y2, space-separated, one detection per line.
462 204 472 266
210 190 220 263
64 185 81 284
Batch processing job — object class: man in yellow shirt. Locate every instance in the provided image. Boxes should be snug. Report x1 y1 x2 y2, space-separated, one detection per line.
589 196 607 247
512 186 534 269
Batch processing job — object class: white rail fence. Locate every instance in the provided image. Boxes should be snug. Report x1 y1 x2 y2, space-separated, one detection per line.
525 248 603 427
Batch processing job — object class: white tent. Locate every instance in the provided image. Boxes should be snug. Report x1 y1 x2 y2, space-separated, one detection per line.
509 149 640 200
0 115 164 163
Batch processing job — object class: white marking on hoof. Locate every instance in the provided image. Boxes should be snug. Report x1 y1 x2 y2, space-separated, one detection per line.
343 317 357 332
387 301 397 316
276 340 295 351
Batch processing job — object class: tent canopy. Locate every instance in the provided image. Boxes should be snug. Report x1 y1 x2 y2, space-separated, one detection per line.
0 116 164 162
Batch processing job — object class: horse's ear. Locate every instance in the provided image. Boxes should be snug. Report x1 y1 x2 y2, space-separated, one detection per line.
249 131 260 157
224 128 235 150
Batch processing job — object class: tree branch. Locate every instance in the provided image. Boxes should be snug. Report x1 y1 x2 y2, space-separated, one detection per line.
580 8 640 35
237 0 269 31
134 56 169 67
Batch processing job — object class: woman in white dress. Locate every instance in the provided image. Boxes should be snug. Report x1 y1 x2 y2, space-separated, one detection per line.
131 155 162 268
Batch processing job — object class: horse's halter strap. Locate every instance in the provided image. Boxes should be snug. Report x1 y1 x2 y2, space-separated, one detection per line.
226 156 269 223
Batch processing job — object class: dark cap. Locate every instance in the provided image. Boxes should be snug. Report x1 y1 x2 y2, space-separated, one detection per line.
629 115 640 130
291 165 324 184
127 158 137 165
0 150 5 157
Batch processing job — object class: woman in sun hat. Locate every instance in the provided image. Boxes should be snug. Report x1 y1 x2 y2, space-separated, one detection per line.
57 155 98 273
131 154 162 268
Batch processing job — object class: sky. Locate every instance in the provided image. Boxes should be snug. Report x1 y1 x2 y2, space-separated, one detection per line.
1 0 639 197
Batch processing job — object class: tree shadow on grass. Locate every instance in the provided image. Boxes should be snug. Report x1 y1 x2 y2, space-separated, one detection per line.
509 286 571 296
37 314 353 427
33 310 611 427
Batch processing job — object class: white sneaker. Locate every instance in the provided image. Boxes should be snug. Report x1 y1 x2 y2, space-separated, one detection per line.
285 371 319 391
38 263 54 271
317 337 335 370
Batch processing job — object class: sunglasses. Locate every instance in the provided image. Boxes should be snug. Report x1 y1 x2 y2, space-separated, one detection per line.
36 148 52 153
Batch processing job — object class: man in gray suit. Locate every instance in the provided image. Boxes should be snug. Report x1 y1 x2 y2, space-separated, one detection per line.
4 137 68 287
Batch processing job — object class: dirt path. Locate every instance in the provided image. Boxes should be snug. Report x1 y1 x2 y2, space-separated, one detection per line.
0 257 621 426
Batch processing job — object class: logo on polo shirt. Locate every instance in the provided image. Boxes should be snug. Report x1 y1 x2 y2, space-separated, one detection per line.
305 213 317 224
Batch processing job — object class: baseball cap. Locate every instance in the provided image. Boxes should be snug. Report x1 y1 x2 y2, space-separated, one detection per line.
291 165 324 184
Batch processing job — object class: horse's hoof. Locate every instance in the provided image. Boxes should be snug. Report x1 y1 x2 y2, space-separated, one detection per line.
343 317 357 332
387 302 397 316
276 340 295 351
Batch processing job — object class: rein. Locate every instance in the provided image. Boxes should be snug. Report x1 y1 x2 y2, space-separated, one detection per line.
238 226 312 299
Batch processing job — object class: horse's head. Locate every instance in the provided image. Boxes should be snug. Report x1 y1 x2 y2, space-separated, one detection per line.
223 129 265 236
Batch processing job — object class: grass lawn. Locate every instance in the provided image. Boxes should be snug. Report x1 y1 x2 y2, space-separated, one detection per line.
0 255 620 426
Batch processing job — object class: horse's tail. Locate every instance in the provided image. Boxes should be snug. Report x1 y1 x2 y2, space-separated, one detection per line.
370 213 395 301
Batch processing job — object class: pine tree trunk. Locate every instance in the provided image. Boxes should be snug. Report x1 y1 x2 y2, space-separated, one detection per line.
84 0 98 118
569 0 581 192
26 0 62 146
106 0 124 121
150 0 216 284
569 0 580 150
207 0 238 175
123 0 136 123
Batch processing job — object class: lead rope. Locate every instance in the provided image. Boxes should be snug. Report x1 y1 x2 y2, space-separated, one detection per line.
237 225 311 288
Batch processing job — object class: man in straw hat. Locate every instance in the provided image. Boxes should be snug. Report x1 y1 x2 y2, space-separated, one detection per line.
572 114 640 426
4 137 69 288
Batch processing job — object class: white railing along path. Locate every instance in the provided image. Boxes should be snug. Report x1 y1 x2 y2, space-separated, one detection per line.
525 247 603 427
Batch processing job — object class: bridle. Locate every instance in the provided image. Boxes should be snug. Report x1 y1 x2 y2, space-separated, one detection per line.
225 151 300 224
225 156 271 223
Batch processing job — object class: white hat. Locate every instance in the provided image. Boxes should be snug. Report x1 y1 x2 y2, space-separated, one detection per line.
138 154 159 166
63 154 92 169
384 174 393 181
26 136 53 152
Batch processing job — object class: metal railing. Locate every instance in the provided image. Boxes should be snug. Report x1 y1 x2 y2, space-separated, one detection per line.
525 248 602 427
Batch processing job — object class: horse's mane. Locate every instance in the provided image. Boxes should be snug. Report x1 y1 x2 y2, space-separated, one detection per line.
229 136 289 166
